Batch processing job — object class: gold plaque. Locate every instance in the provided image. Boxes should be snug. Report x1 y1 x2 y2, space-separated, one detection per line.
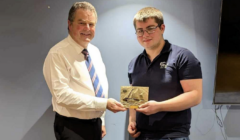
120 86 149 108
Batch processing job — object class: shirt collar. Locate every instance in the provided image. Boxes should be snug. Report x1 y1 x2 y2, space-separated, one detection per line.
141 40 172 57
67 35 85 54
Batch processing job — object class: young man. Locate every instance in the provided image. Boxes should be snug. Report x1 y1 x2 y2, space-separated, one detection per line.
43 2 126 140
128 7 202 140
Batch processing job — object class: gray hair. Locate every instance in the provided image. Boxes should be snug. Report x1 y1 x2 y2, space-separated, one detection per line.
68 2 98 23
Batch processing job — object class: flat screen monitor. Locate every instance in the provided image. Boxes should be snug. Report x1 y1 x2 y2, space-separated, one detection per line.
214 0 240 104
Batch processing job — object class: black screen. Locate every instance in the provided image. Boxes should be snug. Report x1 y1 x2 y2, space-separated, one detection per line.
214 0 240 104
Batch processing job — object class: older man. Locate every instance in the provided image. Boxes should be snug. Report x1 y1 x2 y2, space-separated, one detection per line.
43 2 126 140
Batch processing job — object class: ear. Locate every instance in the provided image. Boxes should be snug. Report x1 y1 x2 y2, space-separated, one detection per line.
68 20 72 30
160 24 165 34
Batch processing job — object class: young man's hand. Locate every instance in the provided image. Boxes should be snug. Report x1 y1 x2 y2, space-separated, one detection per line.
128 121 141 138
136 100 160 115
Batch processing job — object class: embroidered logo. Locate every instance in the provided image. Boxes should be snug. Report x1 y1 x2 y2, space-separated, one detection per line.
160 62 168 69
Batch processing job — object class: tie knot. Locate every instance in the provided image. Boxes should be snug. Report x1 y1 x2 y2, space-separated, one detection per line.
82 49 89 60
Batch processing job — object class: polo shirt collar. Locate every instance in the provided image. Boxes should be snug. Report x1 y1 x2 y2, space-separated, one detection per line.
67 35 85 54
141 40 172 57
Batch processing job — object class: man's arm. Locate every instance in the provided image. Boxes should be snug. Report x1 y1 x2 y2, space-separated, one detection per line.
128 109 141 138
158 79 202 111
129 109 136 123
100 113 106 138
137 79 202 115
43 53 126 112
43 53 107 111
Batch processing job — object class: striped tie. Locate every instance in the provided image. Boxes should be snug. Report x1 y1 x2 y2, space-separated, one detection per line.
82 49 105 98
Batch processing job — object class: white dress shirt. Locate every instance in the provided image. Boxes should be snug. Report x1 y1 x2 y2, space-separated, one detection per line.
43 35 108 125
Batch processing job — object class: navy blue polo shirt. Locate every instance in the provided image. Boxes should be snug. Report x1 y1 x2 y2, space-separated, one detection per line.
128 40 202 138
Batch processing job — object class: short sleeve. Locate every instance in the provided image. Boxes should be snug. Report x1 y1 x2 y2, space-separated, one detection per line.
177 49 202 80
128 56 138 84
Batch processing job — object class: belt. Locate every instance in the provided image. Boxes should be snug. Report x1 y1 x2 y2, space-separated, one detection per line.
56 112 99 122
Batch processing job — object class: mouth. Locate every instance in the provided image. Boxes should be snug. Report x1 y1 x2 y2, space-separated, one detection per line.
80 33 91 36
143 39 152 42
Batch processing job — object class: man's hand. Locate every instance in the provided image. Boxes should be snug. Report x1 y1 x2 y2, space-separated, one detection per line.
136 100 160 115
107 98 127 113
128 121 140 138
102 126 106 138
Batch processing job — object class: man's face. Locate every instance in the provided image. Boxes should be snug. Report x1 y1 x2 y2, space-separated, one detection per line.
135 18 165 50
68 9 96 48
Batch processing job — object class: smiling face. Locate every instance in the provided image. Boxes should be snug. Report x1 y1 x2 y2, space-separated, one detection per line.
135 18 165 51
68 9 96 48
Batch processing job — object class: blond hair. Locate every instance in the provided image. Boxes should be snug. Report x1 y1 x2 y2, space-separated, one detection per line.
133 7 164 29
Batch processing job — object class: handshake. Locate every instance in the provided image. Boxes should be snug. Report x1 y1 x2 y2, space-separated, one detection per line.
107 98 127 113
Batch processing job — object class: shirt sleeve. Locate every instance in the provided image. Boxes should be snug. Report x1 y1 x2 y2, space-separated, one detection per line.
128 56 138 84
100 112 106 126
128 73 132 85
44 52 108 111
177 49 202 80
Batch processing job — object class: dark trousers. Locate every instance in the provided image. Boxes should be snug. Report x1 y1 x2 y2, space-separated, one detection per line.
54 113 102 140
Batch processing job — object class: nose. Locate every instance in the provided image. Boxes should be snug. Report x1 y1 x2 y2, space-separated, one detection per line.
84 24 90 30
142 30 150 38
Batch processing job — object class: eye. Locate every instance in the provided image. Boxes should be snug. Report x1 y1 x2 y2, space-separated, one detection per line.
147 27 155 31
89 23 94 27
79 22 86 25
136 30 143 33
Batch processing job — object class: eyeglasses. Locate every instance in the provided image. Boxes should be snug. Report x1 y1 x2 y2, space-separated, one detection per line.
135 25 160 37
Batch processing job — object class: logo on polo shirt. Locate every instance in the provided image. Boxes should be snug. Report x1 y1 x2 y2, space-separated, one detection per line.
160 62 168 69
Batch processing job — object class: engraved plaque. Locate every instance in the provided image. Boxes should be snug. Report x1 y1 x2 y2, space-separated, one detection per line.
120 86 149 108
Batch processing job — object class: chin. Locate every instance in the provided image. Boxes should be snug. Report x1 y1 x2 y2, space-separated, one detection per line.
85 39 91 42
143 44 152 48
81 38 91 42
